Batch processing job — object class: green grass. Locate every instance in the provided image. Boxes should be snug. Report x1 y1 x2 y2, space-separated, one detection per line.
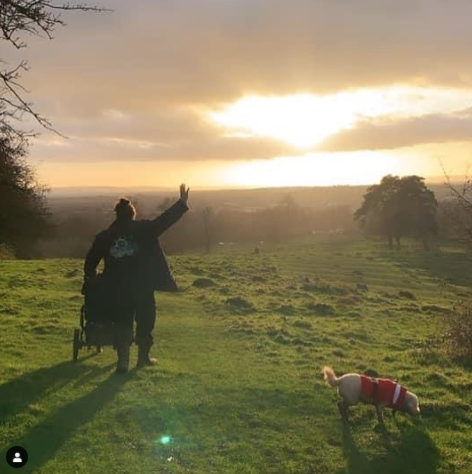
1 236 472 473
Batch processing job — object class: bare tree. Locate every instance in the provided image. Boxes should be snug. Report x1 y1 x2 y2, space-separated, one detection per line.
1 1 108 138
442 169 472 248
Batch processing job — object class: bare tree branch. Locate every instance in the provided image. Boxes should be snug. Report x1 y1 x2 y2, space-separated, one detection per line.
440 159 472 245
0 1 109 134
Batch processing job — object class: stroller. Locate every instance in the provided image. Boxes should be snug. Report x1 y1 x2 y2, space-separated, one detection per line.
72 274 116 362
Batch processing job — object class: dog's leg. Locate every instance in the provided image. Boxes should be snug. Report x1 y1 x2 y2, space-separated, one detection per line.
337 401 349 422
375 405 385 424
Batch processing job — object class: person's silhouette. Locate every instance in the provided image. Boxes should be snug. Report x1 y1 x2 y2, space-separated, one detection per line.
84 184 190 373
13 452 22 463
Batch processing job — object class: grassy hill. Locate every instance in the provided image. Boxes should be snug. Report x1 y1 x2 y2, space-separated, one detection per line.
1 236 471 473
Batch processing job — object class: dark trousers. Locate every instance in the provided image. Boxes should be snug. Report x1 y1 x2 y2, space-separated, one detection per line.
112 288 156 349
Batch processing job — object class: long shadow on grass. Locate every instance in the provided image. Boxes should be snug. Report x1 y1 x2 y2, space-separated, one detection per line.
1 369 128 474
336 424 440 474
0 358 112 426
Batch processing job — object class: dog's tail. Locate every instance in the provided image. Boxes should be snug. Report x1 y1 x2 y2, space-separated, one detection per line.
323 366 339 387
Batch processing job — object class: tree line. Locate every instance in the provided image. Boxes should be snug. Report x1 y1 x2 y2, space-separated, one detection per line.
33 196 357 258
5 175 472 259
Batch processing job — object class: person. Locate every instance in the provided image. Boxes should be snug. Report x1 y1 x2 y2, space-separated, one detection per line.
83 184 190 373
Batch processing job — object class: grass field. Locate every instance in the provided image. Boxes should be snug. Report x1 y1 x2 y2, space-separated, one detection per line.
1 236 472 474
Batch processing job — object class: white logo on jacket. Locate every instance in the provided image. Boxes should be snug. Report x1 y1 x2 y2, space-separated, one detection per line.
110 237 139 258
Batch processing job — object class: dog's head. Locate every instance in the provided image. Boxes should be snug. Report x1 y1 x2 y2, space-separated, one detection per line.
401 391 420 417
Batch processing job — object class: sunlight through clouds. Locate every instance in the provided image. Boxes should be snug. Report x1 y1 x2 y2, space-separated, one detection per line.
17 0 472 188
208 87 472 150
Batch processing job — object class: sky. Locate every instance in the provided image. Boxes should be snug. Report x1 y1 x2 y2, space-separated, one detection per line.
6 0 472 189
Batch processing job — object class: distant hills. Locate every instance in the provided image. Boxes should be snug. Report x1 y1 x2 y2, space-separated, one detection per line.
47 179 454 213
49 176 454 198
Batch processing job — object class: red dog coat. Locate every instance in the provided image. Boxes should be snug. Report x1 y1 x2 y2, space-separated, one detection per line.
360 375 407 410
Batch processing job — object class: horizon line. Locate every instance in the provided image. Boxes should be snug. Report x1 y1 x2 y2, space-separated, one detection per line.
48 176 456 197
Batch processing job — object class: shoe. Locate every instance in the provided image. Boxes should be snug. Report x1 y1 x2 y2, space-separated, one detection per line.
137 347 157 368
116 344 130 374
136 357 157 369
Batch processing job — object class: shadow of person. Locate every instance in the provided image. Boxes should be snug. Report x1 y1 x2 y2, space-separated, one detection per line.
337 423 441 474
1 371 129 473
0 359 113 427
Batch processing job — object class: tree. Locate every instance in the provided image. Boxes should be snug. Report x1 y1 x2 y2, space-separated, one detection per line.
0 2 105 256
354 175 438 250
0 130 49 256
442 173 472 251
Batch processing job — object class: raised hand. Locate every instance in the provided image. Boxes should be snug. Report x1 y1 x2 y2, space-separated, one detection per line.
180 183 190 204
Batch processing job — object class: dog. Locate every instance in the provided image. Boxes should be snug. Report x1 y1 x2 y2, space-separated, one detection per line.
323 366 420 423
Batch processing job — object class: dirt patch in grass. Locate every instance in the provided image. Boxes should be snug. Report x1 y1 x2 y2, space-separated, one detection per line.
225 296 255 313
422 304 452 315
251 275 267 283
332 349 346 358
293 319 312 329
65 269 79 278
193 278 217 288
338 294 364 305
302 282 350 296
398 290 416 300
278 304 296 315
189 266 205 275
306 302 335 316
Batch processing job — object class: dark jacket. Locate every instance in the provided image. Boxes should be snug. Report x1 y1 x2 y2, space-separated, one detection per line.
84 199 188 291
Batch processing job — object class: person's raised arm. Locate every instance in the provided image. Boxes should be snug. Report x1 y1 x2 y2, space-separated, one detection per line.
150 183 190 236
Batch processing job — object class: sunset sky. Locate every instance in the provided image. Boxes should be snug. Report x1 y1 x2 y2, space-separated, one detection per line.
6 0 472 189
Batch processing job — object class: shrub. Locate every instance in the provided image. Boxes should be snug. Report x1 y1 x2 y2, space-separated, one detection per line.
0 243 15 259
443 301 472 361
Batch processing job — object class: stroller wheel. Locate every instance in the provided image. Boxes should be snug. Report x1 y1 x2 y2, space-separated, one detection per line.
73 328 80 362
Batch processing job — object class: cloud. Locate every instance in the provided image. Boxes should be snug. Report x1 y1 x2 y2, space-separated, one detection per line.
8 0 472 169
31 110 300 162
28 86 300 163
20 0 472 112
317 107 472 152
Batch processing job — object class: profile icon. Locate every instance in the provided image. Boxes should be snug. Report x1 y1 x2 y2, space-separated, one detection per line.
6 446 28 468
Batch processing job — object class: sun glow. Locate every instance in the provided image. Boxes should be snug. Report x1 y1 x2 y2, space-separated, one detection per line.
209 86 472 149
224 152 403 187
209 93 372 148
